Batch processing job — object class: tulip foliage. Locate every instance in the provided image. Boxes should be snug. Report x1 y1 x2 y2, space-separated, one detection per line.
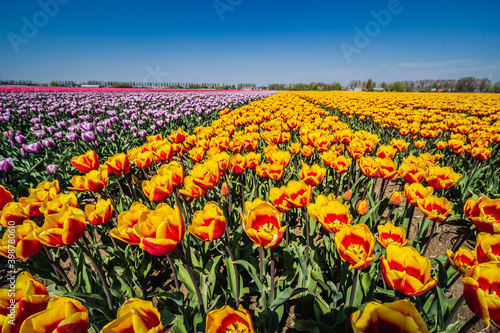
1 90 500 332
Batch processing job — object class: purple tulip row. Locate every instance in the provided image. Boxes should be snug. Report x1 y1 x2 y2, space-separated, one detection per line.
0 90 275 153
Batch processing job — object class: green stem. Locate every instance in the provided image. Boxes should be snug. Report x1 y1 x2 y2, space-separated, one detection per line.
422 221 438 256
166 254 180 291
78 240 113 311
259 245 264 282
222 237 240 307
270 247 275 306
174 247 205 316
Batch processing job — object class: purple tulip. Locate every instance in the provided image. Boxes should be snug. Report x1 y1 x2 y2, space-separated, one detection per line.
96 126 104 134
47 164 58 174
22 142 43 154
42 138 56 148
47 126 57 134
80 122 94 132
66 132 78 142
15 134 27 144
107 129 113 135
56 121 67 129
54 131 63 139
82 131 96 142
34 130 47 139
0 158 14 172
156 120 164 127
138 130 147 137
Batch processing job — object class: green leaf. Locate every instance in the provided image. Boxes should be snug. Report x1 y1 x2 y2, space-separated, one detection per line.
233 259 263 292
294 319 334 333
270 287 307 311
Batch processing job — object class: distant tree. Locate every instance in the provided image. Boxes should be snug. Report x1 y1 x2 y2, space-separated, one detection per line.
366 79 375 91
49 81 59 87
391 81 407 92
492 82 500 93
477 78 492 92
456 77 477 92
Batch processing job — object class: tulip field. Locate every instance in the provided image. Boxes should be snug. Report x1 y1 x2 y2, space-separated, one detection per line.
0 88 499 333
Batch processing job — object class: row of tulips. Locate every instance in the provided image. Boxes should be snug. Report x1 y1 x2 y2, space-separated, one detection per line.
1 91 500 332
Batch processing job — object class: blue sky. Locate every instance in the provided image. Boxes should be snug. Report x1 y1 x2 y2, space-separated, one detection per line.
1 0 499 85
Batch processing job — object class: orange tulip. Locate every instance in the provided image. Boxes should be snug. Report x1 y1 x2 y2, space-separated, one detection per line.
245 152 261 169
446 247 477 276
415 140 426 149
351 300 429 333
190 160 220 191
241 200 286 248
320 149 338 167
417 195 452 222
347 139 365 159
435 141 448 150
39 192 78 216
211 151 230 173
307 194 334 221
404 183 433 207
335 224 375 270
0 202 28 227
188 146 206 163
289 142 302 155
188 202 226 242
399 162 428 184
267 163 284 181
221 182 229 197
0 220 43 259
267 150 291 168
331 155 352 174
471 146 492 161
381 245 437 296
206 305 254 333
85 167 108 192
463 262 500 325
300 163 326 186
356 200 369 215
110 202 148 245
377 221 407 248
269 186 292 213
132 151 153 169
19 296 89 333
377 145 397 159
0 271 49 333
168 128 188 143
0 185 13 210
342 189 353 201
85 199 113 225
464 196 500 234
71 150 99 173
105 153 131 175
230 154 247 175
134 203 185 256
389 191 403 206
390 138 409 153
378 158 398 181
301 145 315 157
34 207 86 247
317 199 353 233
426 166 462 190
67 175 87 193
101 298 163 333
179 176 206 203
475 232 500 263
285 180 312 208
255 163 268 178
359 156 380 178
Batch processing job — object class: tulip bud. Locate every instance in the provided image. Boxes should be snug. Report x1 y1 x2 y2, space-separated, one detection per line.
342 189 352 201
221 182 229 197
356 200 369 215
47 164 59 175
0 158 15 172
389 191 403 205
